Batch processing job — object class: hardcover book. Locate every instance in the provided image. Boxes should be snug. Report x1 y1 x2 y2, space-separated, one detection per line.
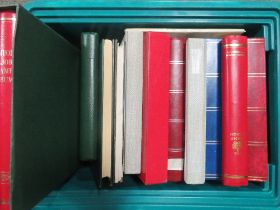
205 39 222 180
100 39 113 185
0 5 80 210
111 39 120 184
168 37 186 182
247 38 268 182
113 41 125 183
0 10 15 210
80 33 100 161
139 32 170 185
184 38 207 184
122 28 245 175
221 35 248 187
123 30 143 174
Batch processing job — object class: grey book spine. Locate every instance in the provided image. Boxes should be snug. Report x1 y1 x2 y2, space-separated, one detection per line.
184 38 207 184
123 31 143 174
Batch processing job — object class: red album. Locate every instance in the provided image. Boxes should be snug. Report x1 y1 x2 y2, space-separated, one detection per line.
0 11 16 210
247 38 268 182
221 35 248 187
140 32 170 185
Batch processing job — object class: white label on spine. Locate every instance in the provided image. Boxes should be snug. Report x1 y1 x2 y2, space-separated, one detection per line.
168 158 184 170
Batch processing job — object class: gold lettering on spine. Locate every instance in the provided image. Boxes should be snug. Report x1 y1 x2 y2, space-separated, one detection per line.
0 67 12 74
0 50 12 56
0 77 12 83
0 49 12 83
226 53 246 57
0 172 10 184
223 43 247 47
230 132 242 155
0 201 10 204
0 59 12 66
223 174 247 179
0 17 16 21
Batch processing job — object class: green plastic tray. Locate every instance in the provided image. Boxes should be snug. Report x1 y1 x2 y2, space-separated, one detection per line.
24 0 280 209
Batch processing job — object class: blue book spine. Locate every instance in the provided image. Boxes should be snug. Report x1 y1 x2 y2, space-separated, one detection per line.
206 39 221 180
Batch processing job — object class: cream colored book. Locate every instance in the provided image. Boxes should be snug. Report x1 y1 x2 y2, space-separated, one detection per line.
101 39 113 181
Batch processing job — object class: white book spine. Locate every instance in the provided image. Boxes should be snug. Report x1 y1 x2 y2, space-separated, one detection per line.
184 38 206 184
123 31 143 174
114 42 125 183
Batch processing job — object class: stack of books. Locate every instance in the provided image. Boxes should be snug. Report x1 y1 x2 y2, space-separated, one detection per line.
78 28 268 187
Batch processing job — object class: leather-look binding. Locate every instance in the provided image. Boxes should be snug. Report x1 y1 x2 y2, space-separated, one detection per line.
0 11 16 210
221 35 248 187
168 37 186 182
247 38 268 182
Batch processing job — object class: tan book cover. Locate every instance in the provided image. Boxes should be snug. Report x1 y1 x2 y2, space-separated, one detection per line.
101 39 113 180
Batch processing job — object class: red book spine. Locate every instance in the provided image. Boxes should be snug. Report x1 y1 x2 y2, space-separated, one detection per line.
140 32 170 185
247 38 268 182
0 11 16 210
168 37 186 182
221 35 248 187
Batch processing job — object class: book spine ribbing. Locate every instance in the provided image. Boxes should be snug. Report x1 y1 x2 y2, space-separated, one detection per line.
184 38 206 184
80 33 100 161
221 35 248 187
0 11 16 210
205 39 222 180
247 38 268 182
168 37 186 182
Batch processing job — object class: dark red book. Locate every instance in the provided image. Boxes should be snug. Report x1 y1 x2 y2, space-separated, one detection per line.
139 32 170 185
168 37 186 182
247 38 268 182
221 35 248 187
0 11 16 210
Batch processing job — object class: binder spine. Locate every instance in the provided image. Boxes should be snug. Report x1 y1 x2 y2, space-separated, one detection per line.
0 11 16 210
221 35 248 187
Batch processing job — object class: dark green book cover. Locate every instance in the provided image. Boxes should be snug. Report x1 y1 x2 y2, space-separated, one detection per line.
0 4 79 210
80 33 100 161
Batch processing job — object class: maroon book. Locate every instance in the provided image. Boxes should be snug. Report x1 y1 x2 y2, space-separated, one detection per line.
247 38 268 182
168 37 186 182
